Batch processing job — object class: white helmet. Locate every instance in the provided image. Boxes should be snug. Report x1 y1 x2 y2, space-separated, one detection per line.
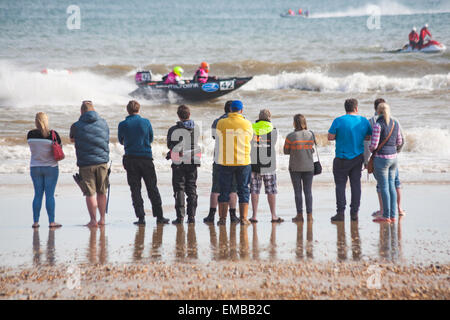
424 23 428 28
412 27 417 32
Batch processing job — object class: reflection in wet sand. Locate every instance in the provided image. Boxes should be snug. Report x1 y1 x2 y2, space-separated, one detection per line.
207 224 217 261
46 229 56 266
87 226 108 264
252 223 259 260
269 223 278 260
296 221 314 260
32 229 40 266
175 224 186 260
175 224 198 260
133 225 145 261
187 224 197 259
151 224 164 260
351 221 361 261
32 229 56 266
379 220 402 262
333 221 347 261
216 224 239 260
239 225 249 260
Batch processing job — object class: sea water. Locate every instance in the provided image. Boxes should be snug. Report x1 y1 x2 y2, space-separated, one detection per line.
0 0 449 179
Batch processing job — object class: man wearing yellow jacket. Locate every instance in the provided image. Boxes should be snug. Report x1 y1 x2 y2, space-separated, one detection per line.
216 100 253 225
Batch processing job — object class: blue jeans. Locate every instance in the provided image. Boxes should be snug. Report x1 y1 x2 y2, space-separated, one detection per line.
30 166 59 223
376 167 401 192
373 157 398 218
218 165 251 203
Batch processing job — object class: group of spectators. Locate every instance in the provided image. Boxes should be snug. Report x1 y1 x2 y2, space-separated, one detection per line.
27 97 404 228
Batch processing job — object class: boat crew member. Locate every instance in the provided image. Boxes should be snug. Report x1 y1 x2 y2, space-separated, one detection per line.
408 27 419 49
164 66 184 84
418 24 432 49
193 62 210 84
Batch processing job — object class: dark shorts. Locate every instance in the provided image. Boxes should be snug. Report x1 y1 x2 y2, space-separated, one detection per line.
211 163 237 193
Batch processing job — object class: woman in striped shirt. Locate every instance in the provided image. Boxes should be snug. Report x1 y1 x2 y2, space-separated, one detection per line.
369 103 403 223
27 112 62 228
283 114 316 222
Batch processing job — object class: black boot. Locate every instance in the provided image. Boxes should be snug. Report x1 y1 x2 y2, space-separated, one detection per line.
331 212 345 222
203 208 216 223
229 208 240 223
187 216 195 224
172 217 184 224
350 211 358 221
134 217 146 225
157 216 169 224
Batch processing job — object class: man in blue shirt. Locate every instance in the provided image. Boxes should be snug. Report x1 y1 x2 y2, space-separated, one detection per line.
118 100 169 225
328 99 372 222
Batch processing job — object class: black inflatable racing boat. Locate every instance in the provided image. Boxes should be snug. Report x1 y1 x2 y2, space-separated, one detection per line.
129 71 253 102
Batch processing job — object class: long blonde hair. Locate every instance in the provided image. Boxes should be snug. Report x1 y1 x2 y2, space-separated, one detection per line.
35 112 50 138
377 102 391 125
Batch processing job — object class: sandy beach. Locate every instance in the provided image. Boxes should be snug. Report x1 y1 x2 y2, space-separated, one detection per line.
0 172 449 299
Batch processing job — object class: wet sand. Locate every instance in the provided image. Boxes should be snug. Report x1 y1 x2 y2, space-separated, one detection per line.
0 172 449 299
1 261 449 300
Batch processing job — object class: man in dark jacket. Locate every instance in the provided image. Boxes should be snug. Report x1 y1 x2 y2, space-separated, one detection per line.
166 105 201 224
70 101 110 228
118 100 169 225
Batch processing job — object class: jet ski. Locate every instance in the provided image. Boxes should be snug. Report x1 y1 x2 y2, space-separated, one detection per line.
280 13 308 18
396 40 446 53
129 71 253 102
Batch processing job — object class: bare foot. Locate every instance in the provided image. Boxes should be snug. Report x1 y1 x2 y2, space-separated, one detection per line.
398 209 406 216
86 221 98 228
98 219 106 226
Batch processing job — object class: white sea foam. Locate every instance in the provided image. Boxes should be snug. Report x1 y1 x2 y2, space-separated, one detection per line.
310 0 450 19
0 61 134 108
1 128 449 177
243 72 450 93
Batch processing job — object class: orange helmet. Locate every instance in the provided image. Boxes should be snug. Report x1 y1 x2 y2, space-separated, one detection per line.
201 61 209 71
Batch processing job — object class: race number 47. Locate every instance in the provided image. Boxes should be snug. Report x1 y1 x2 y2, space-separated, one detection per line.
220 80 235 91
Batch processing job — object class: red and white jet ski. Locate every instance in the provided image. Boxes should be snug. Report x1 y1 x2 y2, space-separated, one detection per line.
398 40 446 53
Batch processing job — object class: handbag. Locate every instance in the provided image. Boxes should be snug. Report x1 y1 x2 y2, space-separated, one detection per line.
51 130 65 161
310 131 322 175
367 121 395 174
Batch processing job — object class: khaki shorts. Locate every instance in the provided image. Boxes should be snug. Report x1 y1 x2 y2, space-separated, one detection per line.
79 163 109 196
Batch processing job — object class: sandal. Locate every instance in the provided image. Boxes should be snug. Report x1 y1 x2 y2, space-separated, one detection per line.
249 218 258 223
49 223 62 228
271 217 284 223
32 223 40 228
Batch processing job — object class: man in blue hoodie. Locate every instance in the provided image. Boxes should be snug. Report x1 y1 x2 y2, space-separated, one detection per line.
70 101 110 228
166 105 201 224
118 100 169 225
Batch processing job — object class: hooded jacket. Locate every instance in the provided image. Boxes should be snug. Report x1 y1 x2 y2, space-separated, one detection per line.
70 111 109 167
251 120 277 173
216 112 253 166
167 120 201 166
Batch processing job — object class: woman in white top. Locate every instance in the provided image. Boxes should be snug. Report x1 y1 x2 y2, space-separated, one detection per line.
27 112 62 228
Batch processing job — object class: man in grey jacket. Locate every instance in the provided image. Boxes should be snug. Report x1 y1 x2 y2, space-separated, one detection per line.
364 98 406 217
70 101 110 227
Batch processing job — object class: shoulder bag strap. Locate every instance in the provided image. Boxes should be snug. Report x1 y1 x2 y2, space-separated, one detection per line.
51 130 57 142
374 120 395 154
310 130 320 162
